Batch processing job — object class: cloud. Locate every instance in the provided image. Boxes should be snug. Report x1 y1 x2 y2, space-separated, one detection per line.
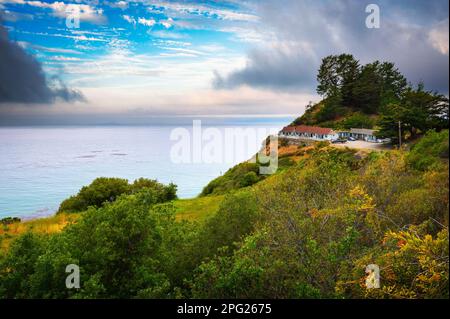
0 8 33 21
149 29 188 40
0 0 105 24
429 19 449 55
138 17 156 27
0 22 84 104
122 14 136 25
106 1 128 10
215 0 449 94
213 41 317 92
160 17 173 28
151 1 259 22
123 15 167 28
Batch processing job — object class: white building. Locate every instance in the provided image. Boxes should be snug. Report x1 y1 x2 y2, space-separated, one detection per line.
279 125 339 141
338 128 378 142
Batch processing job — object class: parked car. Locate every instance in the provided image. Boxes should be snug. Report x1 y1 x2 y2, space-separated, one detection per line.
347 137 356 141
376 138 391 144
332 139 347 144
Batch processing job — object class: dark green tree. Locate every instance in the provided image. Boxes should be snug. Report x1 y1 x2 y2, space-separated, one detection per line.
353 63 382 114
377 84 449 143
317 54 360 103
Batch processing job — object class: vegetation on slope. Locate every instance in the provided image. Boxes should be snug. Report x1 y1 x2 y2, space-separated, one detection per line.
57 177 177 213
200 162 264 196
293 54 449 144
0 213 79 252
0 130 448 299
174 195 224 222
1 53 448 299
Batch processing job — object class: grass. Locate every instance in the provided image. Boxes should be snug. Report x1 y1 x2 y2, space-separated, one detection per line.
0 213 80 252
0 195 224 252
174 195 224 222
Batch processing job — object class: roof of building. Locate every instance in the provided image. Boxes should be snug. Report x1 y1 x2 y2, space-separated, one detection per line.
281 125 335 135
350 128 376 135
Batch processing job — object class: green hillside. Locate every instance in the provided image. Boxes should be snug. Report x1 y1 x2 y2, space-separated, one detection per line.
1 130 448 299
291 54 449 144
0 54 448 299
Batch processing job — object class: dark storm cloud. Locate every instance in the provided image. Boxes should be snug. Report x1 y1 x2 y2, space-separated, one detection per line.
215 0 449 94
0 22 84 104
213 48 317 92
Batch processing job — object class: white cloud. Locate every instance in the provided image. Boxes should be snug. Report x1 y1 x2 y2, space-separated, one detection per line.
19 30 108 42
123 15 156 27
160 17 173 28
159 46 204 57
149 29 188 40
429 19 449 55
1 0 105 24
138 17 156 27
122 14 136 25
107 0 128 10
49 56 82 61
151 1 259 22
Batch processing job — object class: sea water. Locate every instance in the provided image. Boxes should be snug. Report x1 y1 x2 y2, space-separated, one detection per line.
0 119 289 219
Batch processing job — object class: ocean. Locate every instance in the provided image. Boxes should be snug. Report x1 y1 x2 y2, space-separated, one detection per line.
0 118 290 220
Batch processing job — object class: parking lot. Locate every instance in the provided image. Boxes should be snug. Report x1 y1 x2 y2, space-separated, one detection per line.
332 140 393 151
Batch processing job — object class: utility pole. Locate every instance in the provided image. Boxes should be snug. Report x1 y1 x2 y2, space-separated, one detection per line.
398 121 402 148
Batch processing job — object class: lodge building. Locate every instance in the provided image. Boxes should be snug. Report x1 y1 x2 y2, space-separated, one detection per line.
279 125 339 141
279 125 379 142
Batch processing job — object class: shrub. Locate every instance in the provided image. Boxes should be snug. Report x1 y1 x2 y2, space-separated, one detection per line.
200 162 263 196
407 130 449 171
57 178 177 213
0 217 21 225
340 113 375 129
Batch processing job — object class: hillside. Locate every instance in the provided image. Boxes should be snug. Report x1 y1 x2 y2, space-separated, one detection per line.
289 54 449 144
0 54 448 299
0 129 448 299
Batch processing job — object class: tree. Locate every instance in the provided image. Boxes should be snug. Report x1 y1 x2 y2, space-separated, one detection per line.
58 177 177 213
32 193 168 298
377 61 408 107
0 233 48 298
377 84 450 143
353 63 382 114
376 103 404 144
317 54 360 103
352 61 408 114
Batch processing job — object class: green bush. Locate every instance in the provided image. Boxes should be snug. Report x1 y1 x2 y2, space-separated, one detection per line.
200 162 263 196
57 177 177 213
407 130 449 171
0 217 21 225
340 113 375 129
0 233 48 298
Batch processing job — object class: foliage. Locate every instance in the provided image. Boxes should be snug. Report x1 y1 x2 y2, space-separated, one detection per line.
407 130 449 171
0 233 48 298
299 55 412 131
1 217 21 225
377 85 449 143
174 195 224 222
339 113 375 130
337 229 449 299
1 129 448 299
200 162 264 196
57 177 177 213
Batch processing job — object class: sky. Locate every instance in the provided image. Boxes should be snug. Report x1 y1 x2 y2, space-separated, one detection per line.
0 0 448 125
